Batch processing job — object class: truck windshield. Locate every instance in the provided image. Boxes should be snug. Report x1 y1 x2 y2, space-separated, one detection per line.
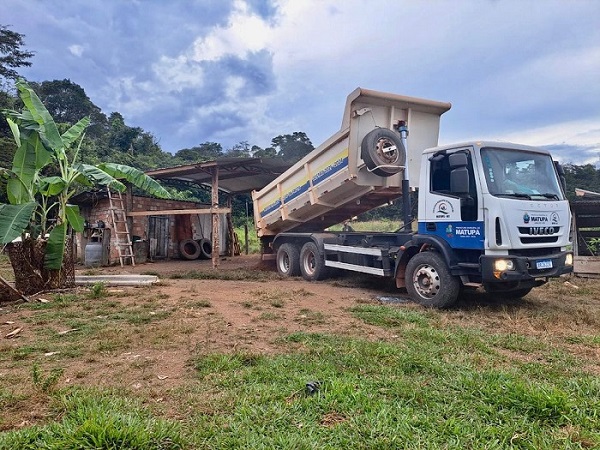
480 147 564 200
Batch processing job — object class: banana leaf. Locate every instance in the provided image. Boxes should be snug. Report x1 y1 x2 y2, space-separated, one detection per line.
38 176 67 196
61 117 90 148
74 163 126 191
98 163 171 199
7 131 40 204
65 205 85 232
0 202 37 244
44 223 66 270
16 80 64 153
6 117 20 147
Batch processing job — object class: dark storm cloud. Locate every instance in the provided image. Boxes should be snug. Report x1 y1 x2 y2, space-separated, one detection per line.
145 50 277 151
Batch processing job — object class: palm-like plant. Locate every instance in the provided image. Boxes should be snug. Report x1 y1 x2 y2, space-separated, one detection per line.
0 79 170 293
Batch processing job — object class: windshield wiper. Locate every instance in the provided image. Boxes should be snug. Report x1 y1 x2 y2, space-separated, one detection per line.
496 192 532 199
539 193 560 200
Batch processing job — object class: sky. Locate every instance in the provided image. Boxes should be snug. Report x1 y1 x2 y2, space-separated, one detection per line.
4 0 600 164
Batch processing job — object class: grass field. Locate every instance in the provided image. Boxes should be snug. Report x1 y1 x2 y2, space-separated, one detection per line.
0 255 599 448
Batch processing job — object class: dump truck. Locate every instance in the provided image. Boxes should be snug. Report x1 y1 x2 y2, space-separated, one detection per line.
252 88 573 307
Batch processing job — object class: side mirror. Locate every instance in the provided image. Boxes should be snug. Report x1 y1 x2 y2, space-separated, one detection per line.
554 161 567 194
449 152 468 168
450 167 470 194
449 152 470 195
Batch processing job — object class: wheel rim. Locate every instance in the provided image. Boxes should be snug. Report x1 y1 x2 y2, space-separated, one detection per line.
279 253 290 273
375 137 399 164
303 252 316 276
412 264 441 299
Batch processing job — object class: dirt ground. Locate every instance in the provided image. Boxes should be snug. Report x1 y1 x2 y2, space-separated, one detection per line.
1 254 599 428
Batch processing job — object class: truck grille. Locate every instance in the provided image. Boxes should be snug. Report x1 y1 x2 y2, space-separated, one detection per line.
517 226 560 245
520 236 558 244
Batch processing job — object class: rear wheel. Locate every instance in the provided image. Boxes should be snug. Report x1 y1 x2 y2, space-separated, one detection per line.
406 252 459 308
299 242 329 281
276 243 300 277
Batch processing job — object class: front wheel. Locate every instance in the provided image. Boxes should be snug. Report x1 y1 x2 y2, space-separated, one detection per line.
405 252 460 308
299 242 329 281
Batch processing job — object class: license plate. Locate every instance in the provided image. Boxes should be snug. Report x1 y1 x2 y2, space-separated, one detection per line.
536 259 553 270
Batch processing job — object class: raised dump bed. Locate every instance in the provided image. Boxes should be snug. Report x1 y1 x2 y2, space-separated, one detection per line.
252 88 451 236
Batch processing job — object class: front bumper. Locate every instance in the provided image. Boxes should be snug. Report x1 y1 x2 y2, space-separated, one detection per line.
480 251 572 284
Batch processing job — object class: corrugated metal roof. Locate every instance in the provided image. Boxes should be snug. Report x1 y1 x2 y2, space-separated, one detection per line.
144 157 293 194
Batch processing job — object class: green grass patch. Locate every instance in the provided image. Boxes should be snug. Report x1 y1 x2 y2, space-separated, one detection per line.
184 332 599 448
0 389 183 449
349 304 432 328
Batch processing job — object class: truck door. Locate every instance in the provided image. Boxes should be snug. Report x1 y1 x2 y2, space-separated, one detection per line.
419 148 484 249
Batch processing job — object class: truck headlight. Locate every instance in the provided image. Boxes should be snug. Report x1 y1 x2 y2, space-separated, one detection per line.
494 259 515 272
565 253 573 266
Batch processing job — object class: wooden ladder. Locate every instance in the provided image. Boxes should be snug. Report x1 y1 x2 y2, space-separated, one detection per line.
107 187 135 267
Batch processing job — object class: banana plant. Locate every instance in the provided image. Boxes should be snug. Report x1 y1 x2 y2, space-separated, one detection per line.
1 79 170 272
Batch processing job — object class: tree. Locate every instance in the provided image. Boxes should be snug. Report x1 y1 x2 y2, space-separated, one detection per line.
271 132 314 162
0 25 34 85
251 144 276 158
0 80 170 294
174 142 223 162
563 163 600 200
225 141 251 158
30 79 107 139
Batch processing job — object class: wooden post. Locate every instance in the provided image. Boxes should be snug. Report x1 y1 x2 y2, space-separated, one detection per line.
226 195 234 257
211 167 219 269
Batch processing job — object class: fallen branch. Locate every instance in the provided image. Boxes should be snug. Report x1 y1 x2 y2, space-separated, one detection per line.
0 274 30 302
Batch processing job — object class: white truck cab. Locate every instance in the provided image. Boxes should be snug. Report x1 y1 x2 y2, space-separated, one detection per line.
416 141 572 301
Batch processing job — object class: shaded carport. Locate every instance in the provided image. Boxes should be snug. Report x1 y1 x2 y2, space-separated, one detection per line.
145 157 293 268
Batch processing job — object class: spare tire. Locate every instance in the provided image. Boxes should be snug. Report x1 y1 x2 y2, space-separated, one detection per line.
197 238 212 259
361 128 405 176
179 239 201 260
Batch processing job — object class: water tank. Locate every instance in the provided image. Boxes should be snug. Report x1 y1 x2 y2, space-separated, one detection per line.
85 241 103 267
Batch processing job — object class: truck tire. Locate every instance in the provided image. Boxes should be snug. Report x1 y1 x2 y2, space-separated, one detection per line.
300 241 329 281
361 128 405 177
276 243 300 277
197 238 212 259
406 252 459 308
179 239 201 260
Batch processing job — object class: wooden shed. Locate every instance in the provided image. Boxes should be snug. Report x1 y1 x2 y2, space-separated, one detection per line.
72 157 291 268
71 192 231 266
572 189 600 277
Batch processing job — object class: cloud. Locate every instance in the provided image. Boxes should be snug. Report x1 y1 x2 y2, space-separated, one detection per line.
191 0 273 62
68 45 84 57
4 0 599 158
543 144 600 166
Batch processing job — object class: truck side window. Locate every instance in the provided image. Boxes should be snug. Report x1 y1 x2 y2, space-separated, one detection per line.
430 152 478 221
430 154 451 193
